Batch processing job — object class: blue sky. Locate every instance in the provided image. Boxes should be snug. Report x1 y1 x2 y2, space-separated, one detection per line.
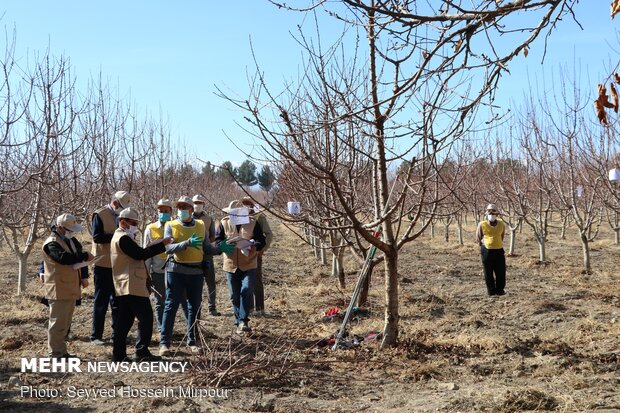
1 1 617 165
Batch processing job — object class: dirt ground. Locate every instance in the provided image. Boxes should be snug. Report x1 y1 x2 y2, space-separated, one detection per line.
1 220 619 412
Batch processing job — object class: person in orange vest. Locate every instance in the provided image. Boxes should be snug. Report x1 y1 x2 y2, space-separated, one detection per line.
90 190 130 345
41 213 92 358
110 208 172 362
240 197 273 316
215 200 266 334
476 204 506 296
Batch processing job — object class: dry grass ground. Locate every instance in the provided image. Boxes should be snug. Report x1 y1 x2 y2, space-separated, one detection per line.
0 219 619 412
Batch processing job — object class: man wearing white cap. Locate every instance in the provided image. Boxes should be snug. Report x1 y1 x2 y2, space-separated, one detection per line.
111 208 172 362
215 200 267 334
144 199 174 331
240 197 273 316
476 204 506 296
42 213 92 358
159 196 234 355
192 194 220 316
90 190 130 345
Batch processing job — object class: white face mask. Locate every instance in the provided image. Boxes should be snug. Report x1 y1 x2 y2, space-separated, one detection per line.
487 214 497 222
194 204 204 213
125 225 139 237
64 230 76 239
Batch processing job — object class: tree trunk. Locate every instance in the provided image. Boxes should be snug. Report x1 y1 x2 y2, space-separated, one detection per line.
357 259 374 307
380 251 399 348
430 222 435 239
581 234 591 274
337 248 346 289
17 253 28 295
443 223 449 243
313 232 320 259
508 227 517 256
457 219 463 245
319 239 327 265
331 252 338 279
560 216 568 240
615 228 620 245
538 236 546 263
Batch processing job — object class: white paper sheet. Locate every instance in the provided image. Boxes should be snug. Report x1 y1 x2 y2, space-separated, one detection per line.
72 255 103 270
229 208 250 225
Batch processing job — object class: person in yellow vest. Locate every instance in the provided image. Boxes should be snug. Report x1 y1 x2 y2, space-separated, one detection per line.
215 200 267 334
192 194 220 316
42 213 92 358
144 198 173 332
110 208 171 362
476 204 506 296
240 197 273 316
90 190 130 345
159 196 234 356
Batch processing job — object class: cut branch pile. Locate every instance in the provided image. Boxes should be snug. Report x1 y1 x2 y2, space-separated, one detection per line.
187 325 366 389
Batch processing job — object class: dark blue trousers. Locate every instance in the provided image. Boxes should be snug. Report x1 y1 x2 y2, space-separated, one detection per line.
113 295 153 360
91 266 117 341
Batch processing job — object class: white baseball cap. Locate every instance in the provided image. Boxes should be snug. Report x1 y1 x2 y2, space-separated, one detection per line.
157 198 173 208
56 213 84 232
118 208 140 221
113 191 131 208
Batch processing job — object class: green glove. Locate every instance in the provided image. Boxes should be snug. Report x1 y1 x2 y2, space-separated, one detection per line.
188 233 204 248
220 241 235 255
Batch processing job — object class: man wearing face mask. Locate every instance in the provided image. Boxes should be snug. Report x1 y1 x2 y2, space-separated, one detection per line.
42 213 92 359
110 208 172 362
144 199 173 332
159 196 234 356
216 200 267 334
476 204 506 296
240 197 273 316
192 194 220 316
90 191 130 345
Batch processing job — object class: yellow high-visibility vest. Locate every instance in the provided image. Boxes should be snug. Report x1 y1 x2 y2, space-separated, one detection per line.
168 219 205 263
480 219 504 249
145 222 167 260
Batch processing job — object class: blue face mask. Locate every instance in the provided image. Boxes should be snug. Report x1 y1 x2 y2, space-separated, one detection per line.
158 212 171 222
178 210 191 221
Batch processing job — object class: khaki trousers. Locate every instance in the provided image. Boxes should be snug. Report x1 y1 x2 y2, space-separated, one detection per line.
48 299 76 357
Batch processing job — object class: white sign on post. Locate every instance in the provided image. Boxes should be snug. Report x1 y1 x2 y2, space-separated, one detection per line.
229 207 250 225
609 168 620 182
287 201 301 215
576 185 583 198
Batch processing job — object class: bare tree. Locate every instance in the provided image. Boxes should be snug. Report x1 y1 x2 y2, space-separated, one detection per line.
0 52 84 294
220 0 577 347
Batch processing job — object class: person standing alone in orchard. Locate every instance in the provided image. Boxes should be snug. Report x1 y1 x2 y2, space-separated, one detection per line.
476 204 506 296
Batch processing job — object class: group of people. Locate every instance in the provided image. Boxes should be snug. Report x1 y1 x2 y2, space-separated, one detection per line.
41 194 506 361
40 191 272 362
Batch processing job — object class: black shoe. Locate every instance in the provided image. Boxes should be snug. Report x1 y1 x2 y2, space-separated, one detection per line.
209 309 221 316
135 352 162 362
496 290 506 296
55 353 78 360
